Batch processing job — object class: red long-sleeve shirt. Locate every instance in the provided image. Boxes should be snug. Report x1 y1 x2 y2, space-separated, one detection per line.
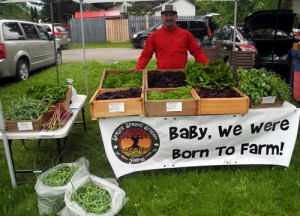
136 25 209 69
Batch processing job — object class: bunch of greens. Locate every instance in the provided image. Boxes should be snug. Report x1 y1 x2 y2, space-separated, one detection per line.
147 87 193 100
237 67 293 104
70 180 111 214
25 84 69 104
102 71 143 88
5 97 49 120
41 164 80 186
183 59 235 88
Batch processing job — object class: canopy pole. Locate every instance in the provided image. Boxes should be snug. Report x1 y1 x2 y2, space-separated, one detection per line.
232 0 238 51
0 99 17 188
80 0 89 96
50 0 59 85
271 0 281 69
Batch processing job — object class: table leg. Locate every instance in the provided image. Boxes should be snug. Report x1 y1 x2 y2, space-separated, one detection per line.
57 139 62 163
74 108 86 131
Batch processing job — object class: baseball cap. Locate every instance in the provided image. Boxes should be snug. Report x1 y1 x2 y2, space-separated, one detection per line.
161 4 177 14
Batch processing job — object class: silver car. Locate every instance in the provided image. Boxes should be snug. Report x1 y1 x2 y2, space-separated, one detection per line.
0 19 62 81
39 23 71 47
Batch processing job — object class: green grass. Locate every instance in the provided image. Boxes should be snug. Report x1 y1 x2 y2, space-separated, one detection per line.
64 41 133 50
0 60 300 216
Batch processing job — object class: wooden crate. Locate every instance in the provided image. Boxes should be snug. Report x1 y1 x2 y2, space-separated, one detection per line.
250 97 284 109
99 69 144 89
145 88 198 117
54 85 72 111
144 69 185 89
193 87 249 115
89 88 144 119
5 112 51 133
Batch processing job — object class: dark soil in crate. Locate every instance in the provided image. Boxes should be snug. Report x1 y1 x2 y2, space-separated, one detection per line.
197 87 242 98
147 70 186 88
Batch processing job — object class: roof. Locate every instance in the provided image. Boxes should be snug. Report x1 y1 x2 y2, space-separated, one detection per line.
74 10 120 19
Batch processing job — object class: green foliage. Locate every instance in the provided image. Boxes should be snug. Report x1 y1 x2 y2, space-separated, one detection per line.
25 84 68 104
237 67 294 104
195 0 292 27
148 87 193 100
184 59 235 88
102 71 143 88
0 3 31 20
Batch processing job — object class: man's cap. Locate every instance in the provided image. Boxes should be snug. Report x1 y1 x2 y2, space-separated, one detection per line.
161 4 177 14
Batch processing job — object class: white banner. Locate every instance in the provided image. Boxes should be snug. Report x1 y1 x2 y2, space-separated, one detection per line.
99 102 300 178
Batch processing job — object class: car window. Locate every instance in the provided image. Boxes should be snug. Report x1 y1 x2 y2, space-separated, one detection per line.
54 26 66 32
176 21 187 29
37 25 50 40
222 26 232 40
3 22 23 40
21 23 40 40
40 25 52 32
190 21 206 30
211 27 222 41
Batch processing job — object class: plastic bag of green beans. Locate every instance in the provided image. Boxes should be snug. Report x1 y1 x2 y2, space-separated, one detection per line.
35 157 90 215
58 175 127 216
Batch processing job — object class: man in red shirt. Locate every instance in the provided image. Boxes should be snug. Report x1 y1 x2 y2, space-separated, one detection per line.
135 4 209 70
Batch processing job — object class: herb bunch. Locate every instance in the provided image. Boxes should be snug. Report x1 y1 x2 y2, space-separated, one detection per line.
183 59 235 88
25 84 68 104
237 67 293 104
148 87 193 100
102 71 143 88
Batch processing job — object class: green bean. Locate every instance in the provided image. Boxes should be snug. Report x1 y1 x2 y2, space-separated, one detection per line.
71 179 111 214
41 164 80 186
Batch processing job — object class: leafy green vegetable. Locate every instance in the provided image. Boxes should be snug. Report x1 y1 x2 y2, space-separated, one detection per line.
25 84 68 104
5 97 49 120
102 71 143 88
148 87 193 100
237 67 294 104
183 59 235 88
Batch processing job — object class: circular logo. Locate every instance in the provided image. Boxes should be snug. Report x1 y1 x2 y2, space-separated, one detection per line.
111 121 160 164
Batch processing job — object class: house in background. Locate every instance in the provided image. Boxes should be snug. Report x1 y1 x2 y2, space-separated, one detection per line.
153 0 196 16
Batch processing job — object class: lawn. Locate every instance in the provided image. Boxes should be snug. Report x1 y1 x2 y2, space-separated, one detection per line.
64 41 133 50
0 60 300 216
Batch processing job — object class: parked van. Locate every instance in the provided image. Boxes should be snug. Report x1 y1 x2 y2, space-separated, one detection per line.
131 19 211 48
0 19 62 81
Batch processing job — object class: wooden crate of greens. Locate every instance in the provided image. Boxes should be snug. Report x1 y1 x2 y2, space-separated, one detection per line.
5 112 50 133
99 69 144 90
144 69 186 90
145 88 198 117
89 88 144 120
193 87 249 115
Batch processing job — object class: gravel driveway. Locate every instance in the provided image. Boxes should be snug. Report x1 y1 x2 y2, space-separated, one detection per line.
62 47 194 63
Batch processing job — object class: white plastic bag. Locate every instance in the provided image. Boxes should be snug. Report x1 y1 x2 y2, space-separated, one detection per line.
35 157 90 215
59 175 127 216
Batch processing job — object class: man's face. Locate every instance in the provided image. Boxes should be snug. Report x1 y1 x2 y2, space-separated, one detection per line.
161 12 178 29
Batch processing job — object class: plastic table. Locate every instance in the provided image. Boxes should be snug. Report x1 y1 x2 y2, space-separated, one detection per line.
0 95 87 187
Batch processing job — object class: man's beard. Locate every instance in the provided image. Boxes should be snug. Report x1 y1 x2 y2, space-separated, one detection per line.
165 20 175 29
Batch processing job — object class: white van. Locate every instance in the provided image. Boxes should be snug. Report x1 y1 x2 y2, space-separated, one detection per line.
0 19 62 81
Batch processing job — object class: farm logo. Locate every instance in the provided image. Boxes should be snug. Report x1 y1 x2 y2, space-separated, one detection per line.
111 121 160 164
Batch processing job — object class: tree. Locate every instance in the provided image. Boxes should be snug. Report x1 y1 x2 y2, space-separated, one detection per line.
0 3 31 20
195 0 293 27
30 6 38 22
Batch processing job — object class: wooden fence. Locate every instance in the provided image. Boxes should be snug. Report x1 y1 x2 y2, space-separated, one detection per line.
106 19 129 42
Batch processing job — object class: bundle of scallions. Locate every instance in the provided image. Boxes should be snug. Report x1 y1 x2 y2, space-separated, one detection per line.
70 179 111 214
41 164 80 186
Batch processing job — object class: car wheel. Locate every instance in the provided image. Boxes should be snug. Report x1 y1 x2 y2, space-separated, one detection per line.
56 50 62 66
16 59 29 81
139 38 147 49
